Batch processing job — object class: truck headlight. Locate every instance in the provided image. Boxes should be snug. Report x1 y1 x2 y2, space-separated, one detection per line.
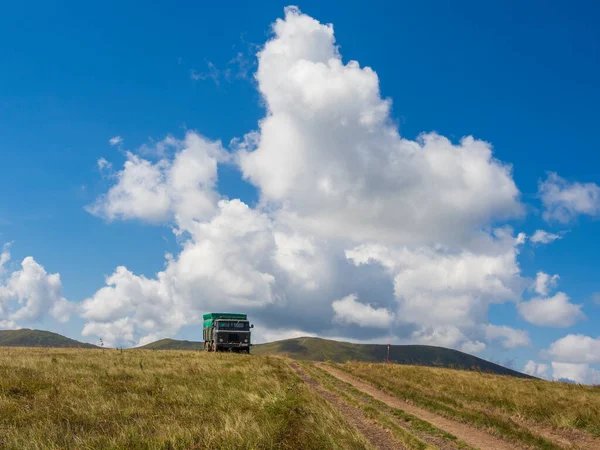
219 338 223 343
244 338 248 343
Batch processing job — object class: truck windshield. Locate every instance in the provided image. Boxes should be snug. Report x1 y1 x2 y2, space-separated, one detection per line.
216 321 249 331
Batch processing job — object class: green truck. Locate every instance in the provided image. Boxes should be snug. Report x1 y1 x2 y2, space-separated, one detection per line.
202 313 253 353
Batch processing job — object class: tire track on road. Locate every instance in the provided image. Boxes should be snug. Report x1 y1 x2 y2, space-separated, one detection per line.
317 363 521 450
289 361 406 450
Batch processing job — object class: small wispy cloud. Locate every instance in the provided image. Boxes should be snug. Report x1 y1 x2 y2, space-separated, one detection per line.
0 241 12 274
530 229 564 245
189 36 258 85
592 293 600 305
109 136 123 146
190 61 221 85
228 51 253 80
97 158 112 172
97 158 114 179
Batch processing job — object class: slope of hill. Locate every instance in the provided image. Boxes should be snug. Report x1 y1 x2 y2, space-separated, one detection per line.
136 338 204 350
0 329 98 348
253 337 532 378
0 347 368 449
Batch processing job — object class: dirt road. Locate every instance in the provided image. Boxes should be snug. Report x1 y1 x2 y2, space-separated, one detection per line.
314 362 521 450
289 361 405 449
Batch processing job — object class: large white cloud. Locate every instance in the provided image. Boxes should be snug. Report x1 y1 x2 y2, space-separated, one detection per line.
518 292 584 327
551 363 600 385
82 318 135 348
409 325 486 354
237 6 522 247
539 172 600 223
79 7 557 353
345 229 523 330
518 273 584 327
0 255 73 324
544 334 600 364
79 199 283 346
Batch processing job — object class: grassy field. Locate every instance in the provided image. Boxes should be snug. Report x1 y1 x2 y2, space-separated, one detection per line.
298 361 473 450
335 361 600 448
0 347 370 449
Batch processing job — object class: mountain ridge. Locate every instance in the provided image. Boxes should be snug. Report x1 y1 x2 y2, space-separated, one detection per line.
252 336 534 378
0 329 99 348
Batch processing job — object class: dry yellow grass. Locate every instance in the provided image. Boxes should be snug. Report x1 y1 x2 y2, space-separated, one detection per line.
0 347 371 449
336 362 600 448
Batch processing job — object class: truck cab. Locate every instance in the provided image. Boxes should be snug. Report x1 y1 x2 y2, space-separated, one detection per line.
203 312 253 353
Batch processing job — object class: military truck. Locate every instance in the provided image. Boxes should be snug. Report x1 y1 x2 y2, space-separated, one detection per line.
203 312 253 353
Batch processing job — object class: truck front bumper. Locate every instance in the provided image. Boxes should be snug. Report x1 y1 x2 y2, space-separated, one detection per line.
216 342 250 350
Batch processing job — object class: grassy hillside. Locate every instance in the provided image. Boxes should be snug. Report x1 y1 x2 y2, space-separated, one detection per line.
0 329 98 349
137 338 204 350
0 347 370 449
333 361 600 445
253 337 532 378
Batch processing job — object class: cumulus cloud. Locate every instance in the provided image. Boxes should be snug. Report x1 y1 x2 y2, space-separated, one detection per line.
519 291 584 328
82 317 135 348
484 324 530 349
544 334 600 364
539 172 600 223
346 229 523 332
109 136 123 146
518 272 584 327
87 132 227 229
409 325 485 354
533 271 559 296
523 360 549 378
81 7 533 349
551 362 600 385
80 199 283 346
0 256 73 324
237 6 522 247
529 230 562 245
332 294 395 328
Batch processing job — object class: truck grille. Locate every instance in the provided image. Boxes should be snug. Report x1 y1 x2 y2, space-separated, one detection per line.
217 332 249 344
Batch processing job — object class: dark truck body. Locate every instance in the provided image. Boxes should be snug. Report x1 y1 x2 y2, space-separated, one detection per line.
202 312 253 353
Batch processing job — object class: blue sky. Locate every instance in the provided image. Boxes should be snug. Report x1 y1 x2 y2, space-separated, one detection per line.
1 1 599 382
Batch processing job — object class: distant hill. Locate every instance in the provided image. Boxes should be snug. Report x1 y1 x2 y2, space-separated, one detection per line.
136 338 204 351
0 329 98 349
252 337 533 379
